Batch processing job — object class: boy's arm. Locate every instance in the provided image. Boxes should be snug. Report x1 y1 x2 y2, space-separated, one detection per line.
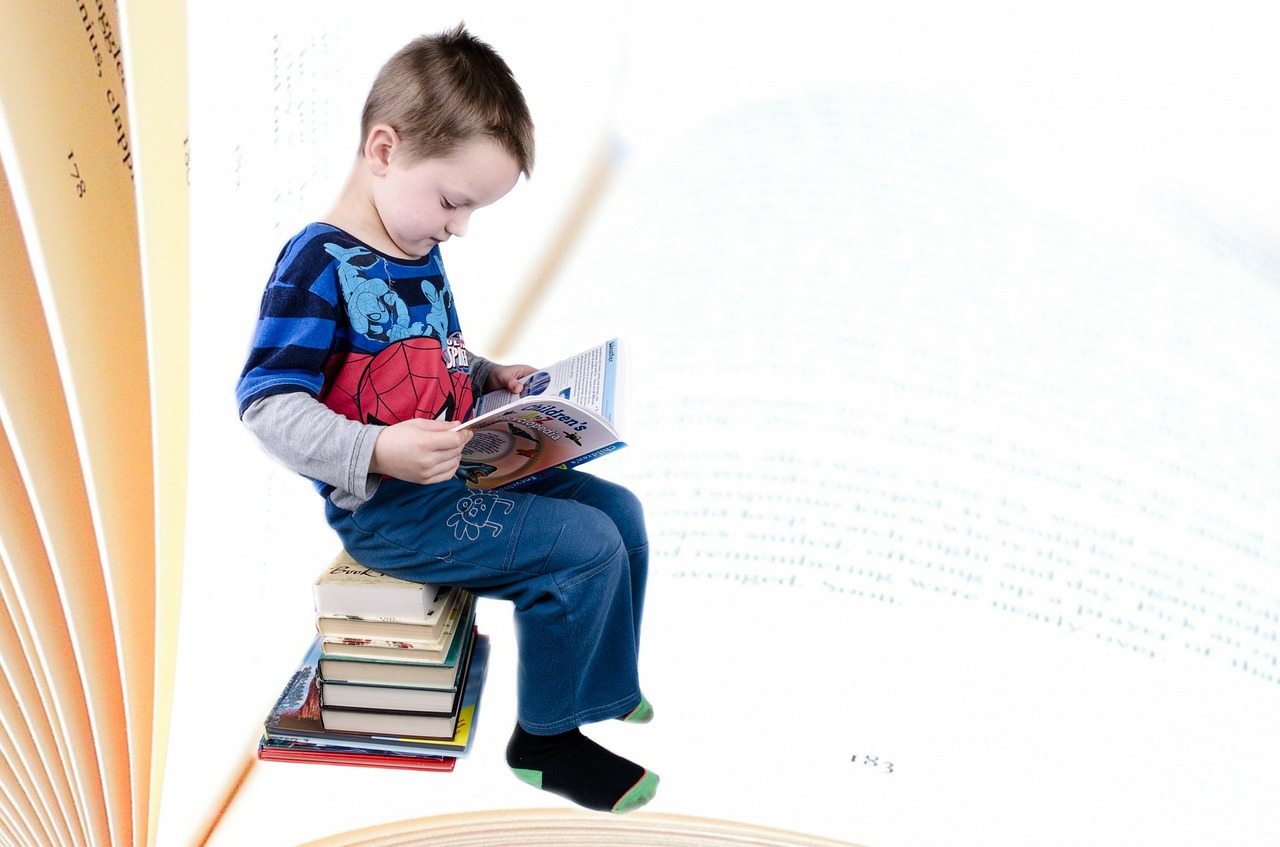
243 392 474 500
242 392 383 502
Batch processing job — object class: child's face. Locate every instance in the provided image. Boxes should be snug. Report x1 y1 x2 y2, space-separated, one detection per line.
374 137 521 259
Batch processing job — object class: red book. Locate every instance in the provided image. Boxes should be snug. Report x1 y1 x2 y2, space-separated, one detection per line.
257 740 455 772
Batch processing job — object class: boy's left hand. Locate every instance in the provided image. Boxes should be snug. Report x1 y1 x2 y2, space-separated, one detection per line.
487 363 537 394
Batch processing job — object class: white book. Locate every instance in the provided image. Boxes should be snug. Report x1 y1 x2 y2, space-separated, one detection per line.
312 551 454 624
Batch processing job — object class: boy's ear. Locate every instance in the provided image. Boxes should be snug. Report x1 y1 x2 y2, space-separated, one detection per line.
363 124 400 175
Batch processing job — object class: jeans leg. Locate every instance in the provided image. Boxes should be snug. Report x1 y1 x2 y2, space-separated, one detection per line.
327 476 643 733
518 471 649 647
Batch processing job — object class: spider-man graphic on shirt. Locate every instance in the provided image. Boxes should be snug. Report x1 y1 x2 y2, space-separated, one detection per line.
318 242 473 425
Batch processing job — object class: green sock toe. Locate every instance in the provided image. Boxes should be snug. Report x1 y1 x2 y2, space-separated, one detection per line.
619 694 653 724
511 767 543 789
612 770 659 814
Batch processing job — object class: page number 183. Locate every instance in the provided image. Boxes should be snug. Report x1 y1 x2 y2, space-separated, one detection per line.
851 753 895 774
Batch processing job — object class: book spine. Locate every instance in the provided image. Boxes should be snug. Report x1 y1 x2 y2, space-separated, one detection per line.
321 637 449 651
319 643 449 659
315 619 454 643
601 338 619 423
316 612 443 625
318 686 460 715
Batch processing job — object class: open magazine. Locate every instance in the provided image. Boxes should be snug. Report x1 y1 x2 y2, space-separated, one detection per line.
453 338 626 490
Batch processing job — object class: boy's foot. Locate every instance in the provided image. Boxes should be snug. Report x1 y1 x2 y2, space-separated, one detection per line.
618 694 653 724
506 724 659 813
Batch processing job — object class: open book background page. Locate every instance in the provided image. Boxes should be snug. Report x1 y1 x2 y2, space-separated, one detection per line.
114 0 193 838
0 2 160 843
206 78 1279 847
0 166 100 847
517 92 1280 847
171 2 1279 847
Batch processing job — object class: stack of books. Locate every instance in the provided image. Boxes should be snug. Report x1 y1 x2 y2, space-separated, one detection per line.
259 551 489 772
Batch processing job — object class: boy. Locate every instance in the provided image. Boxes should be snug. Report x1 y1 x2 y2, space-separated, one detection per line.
235 25 657 814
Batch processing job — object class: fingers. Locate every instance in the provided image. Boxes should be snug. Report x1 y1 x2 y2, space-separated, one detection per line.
416 457 463 485
370 417 473 483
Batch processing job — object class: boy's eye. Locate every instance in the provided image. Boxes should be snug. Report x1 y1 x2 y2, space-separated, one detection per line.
441 198 457 210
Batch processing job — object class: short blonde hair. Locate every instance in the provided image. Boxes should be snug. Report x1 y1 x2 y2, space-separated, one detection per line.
360 24 535 175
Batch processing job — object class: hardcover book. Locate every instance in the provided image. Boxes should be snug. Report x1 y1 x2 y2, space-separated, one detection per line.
313 550 458 623
318 594 476 670
256 737 457 772
320 619 476 694
317 591 471 651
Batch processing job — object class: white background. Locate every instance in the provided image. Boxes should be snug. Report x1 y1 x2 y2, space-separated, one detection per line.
166 2 1280 845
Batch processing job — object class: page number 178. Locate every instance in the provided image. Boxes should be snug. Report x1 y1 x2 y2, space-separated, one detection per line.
67 150 86 198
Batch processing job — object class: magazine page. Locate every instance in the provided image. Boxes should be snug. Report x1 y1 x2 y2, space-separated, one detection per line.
460 338 626 487
458 399 623 490
474 338 623 424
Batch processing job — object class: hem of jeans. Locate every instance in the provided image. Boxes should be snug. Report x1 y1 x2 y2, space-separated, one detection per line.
518 690 642 735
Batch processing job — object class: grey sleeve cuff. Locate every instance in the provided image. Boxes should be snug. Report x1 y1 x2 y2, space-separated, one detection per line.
241 392 383 502
469 352 496 398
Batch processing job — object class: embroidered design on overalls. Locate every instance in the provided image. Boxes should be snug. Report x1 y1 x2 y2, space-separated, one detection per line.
447 492 515 541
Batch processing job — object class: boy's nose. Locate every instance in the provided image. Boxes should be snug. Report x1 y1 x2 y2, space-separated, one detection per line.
446 211 470 238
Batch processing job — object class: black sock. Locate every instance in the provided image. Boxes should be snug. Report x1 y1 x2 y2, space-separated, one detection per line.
506 724 658 813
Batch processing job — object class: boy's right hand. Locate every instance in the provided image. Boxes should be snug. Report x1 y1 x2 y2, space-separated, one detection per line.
369 418 473 485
